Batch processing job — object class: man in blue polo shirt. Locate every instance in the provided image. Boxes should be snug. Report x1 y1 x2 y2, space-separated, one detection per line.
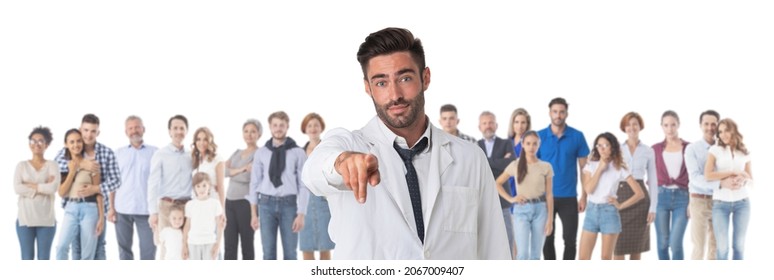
537 97 589 260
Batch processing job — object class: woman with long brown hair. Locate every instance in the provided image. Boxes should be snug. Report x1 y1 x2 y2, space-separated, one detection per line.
705 118 751 260
495 130 552 260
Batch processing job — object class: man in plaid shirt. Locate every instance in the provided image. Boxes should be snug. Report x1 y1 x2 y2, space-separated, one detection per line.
55 113 122 260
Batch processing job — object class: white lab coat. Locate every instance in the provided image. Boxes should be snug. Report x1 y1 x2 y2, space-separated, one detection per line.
302 116 510 260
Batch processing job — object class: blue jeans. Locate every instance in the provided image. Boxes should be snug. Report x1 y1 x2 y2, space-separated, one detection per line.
56 202 100 260
513 202 548 260
258 194 298 260
16 220 56 260
712 199 750 260
655 187 689 260
503 207 514 258
71 217 107 260
116 213 156 260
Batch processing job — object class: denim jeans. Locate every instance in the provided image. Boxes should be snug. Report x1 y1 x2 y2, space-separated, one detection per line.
655 187 689 260
70 216 107 260
583 202 622 234
115 213 156 260
258 194 298 260
16 220 56 260
513 202 548 260
712 199 751 260
56 202 100 260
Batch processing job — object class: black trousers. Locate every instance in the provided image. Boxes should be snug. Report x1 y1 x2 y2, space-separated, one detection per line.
224 199 255 260
543 197 579 260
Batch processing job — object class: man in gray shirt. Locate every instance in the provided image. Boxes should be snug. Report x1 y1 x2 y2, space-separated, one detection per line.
148 115 193 238
247 111 309 260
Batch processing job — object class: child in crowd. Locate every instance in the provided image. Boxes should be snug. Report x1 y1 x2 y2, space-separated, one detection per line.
159 207 185 260
183 172 224 260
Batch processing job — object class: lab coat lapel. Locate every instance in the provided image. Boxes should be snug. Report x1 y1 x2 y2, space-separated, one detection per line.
362 118 414 233
423 126 453 233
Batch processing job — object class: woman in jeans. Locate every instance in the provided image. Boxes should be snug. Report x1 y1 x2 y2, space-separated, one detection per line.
652 110 690 260
224 119 261 260
15 126 60 260
579 132 644 260
55 129 104 260
705 118 751 260
495 131 552 260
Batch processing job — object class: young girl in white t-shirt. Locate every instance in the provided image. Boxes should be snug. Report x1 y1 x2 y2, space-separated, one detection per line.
579 132 644 260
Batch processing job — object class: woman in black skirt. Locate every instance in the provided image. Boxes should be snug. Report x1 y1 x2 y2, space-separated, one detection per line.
614 112 658 260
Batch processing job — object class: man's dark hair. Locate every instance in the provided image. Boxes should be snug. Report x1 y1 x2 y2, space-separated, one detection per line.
168 114 189 130
440 104 458 114
548 97 568 110
357 27 426 80
699 110 720 124
81 114 100 125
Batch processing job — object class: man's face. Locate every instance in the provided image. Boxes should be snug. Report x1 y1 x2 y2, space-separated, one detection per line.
80 122 99 146
168 119 187 145
700 115 719 141
549 104 568 127
479 114 497 140
125 119 145 144
364 51 430 130
439 111 460 134
270 118 289 140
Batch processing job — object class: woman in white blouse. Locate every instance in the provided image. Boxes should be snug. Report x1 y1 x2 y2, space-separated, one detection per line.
192 127 225 206
614 112 658 260
14 127 60 260
705 118 752 260
579 132 644 260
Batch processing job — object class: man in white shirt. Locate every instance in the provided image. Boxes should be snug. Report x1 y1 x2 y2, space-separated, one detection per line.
302 27 509 260
684 110 738 260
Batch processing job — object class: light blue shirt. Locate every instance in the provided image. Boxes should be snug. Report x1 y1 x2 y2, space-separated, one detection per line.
684 139 719 196
247 141 310 215
484 137 495 158
115 143 157 215
621 141 658 212
147 143 193 214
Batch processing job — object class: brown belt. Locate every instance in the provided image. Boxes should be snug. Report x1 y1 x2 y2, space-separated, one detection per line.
161 197 191 204
690 193 712 199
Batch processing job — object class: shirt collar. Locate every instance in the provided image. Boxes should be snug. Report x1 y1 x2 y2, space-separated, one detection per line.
168 143 186 153
378 116 432 152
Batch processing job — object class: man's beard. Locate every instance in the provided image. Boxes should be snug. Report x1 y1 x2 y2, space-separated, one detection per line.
373 91 425 129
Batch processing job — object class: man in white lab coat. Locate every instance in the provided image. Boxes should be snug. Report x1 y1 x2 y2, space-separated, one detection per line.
302 27 510 260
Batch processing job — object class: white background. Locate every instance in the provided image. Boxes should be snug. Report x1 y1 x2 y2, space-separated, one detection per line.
1 0 771 274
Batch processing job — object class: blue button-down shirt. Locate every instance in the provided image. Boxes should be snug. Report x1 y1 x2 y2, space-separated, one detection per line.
247 141 309 215
147 143 193 214
537 125 589 198
684 139 719 196
115 143 157 215
55 142 122 211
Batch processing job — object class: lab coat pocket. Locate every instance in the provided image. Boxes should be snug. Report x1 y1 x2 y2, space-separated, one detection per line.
442 186 478 233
